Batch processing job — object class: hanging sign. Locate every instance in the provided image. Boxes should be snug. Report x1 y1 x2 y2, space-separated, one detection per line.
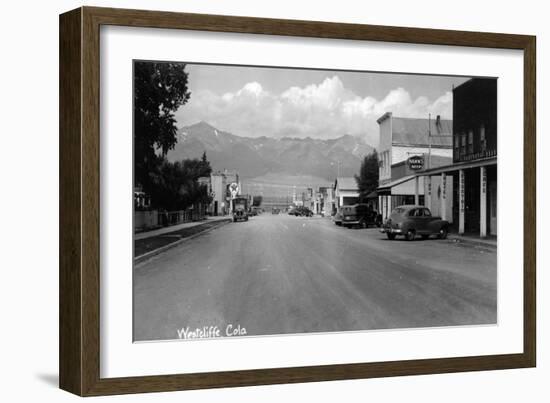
408 155 425 170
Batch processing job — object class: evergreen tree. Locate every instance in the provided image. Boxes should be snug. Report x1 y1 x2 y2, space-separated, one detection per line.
355 150 379 201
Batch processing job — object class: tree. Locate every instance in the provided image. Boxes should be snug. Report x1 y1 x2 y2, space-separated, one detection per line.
355 150 379 201
134 61 191 193
147 155 213 211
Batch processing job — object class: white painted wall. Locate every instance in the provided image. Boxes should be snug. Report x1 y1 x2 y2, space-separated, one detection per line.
378 116 393 184
423 175 454 221
391 176 425 195
392 145 452 165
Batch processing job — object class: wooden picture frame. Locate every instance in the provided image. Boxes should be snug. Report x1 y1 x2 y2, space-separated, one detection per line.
59 6 536 396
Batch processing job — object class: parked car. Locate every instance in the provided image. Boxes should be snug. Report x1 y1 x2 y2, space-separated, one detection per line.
288 206 313 217
271 207 280 214
294 206 313 217
333 209 343 226
341 204 381 228
380 205 449 241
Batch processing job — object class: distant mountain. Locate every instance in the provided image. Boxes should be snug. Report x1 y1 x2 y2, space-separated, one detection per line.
166 121 375 182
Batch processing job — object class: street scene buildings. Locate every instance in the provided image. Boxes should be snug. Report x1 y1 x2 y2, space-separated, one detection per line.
133 61 497 342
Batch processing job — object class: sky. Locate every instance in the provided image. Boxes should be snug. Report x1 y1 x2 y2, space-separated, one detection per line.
173 63 470 146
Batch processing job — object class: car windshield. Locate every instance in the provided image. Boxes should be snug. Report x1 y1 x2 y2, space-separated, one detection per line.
392 207 407 215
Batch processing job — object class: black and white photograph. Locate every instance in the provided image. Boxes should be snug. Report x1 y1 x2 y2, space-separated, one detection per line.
132 61 498 342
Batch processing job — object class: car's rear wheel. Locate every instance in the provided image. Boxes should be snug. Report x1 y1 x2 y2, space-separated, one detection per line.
439 226 448 239
386 233 396 240
405 229 416 241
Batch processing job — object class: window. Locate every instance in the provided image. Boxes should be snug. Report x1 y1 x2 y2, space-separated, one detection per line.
467 130 474 154
393 207 406 215
454 135 460 156
460 133 466 157
422 208 432 217
480 124 487 153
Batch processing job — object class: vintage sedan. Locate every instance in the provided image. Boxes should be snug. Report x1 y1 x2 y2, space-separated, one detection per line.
341 203 381 229
380 205 449 241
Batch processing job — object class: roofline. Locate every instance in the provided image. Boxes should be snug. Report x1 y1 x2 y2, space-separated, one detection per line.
453 78 473 92
377 112 392 124
377 174 416 190
390 116 453 124
391 142 452 149
415 156 497 176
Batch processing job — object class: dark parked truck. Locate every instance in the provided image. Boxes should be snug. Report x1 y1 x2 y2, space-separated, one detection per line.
341 204 381 228
380 205 449 240
232 197 249 222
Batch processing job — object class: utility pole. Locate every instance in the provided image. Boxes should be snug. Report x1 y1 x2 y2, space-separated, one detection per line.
428 113 432 170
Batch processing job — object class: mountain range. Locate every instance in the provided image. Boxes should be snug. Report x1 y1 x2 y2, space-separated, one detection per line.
166 121 375 184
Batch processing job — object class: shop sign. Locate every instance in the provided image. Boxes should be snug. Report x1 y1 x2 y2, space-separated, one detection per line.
408 155 425 170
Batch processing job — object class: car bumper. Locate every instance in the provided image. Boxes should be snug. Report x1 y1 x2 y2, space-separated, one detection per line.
343 220 360 225
380 227 403 234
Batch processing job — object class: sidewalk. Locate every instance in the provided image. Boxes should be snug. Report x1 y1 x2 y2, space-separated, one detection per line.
447 232 497 249
134 216 232 262
135 215 231 240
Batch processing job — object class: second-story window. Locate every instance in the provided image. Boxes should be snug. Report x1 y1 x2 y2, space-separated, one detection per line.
480 124 487 153
454 135 460 158
460 133 466 157
467 130 474 154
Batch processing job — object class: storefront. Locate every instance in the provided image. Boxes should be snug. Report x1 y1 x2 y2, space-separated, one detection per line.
334 177 360 209
378 175 425 221
416 157 496 237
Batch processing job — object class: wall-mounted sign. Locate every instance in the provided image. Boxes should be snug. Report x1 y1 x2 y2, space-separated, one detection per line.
408 155 425 170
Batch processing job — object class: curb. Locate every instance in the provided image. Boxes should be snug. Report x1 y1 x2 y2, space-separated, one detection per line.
447 235 497 249
134 219 231 265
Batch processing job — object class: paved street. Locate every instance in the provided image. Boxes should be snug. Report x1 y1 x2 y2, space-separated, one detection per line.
134 213 497 341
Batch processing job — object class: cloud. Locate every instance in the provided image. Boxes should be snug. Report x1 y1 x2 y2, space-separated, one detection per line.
175 76 453 146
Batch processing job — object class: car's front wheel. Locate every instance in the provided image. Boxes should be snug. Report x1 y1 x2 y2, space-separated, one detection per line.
386 233 396 240
439 226 448 239
405 229 416 241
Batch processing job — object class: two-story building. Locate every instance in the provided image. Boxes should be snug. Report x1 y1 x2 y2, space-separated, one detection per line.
376 113 454 221
415 78 497 237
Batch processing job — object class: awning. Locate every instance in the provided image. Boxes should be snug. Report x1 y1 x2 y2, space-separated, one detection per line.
377 174 424 197
365 191 378 199
377 175 416 191
415 156 497 176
